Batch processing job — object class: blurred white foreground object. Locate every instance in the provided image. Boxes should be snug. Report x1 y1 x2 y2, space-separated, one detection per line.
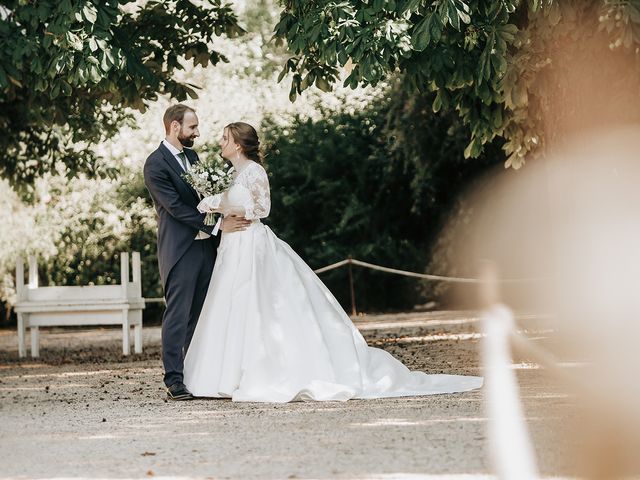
482 303 539 480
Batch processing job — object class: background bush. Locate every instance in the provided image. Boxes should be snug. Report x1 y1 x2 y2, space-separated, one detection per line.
260 85 503 312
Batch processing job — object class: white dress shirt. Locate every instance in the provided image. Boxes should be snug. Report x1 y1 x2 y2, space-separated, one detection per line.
162 139 222 238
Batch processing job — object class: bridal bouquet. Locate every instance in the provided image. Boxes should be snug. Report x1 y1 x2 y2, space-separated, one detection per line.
182 156 234 225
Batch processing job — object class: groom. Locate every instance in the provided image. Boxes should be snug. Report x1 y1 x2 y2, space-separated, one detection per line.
144 104 250 400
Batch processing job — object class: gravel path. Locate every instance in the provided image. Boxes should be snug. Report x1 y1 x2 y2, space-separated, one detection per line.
0 311 572 479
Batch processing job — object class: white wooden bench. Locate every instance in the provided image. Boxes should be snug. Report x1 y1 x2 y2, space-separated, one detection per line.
14 252 145 358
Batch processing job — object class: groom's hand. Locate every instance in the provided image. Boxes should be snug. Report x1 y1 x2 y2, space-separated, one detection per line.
221 215 251 233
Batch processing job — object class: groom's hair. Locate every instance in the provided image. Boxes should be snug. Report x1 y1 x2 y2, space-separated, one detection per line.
163 104 196 133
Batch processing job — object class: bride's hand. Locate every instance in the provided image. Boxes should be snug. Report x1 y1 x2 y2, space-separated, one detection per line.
197 194 223 213
221 215 252 233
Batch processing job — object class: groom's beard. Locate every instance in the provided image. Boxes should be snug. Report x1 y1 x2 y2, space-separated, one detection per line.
178 133 196 148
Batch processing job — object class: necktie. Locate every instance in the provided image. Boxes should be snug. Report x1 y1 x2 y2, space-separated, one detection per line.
177 151 188 171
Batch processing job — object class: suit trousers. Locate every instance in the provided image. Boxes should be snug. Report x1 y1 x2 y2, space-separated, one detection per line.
161 239 216 387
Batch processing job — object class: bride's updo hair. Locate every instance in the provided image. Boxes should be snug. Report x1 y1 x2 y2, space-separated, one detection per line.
225 122 263 165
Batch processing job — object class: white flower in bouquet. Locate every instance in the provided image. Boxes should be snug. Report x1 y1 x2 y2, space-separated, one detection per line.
182 156 235 225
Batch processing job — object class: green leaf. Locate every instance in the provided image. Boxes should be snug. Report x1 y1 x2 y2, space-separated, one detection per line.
546 2 561 26
430 14 443 43
432 90 443 112
315 76 332 92
100 52 110 71
8 75 23 88
60 80 72 96
463 138 474 158
300 73 311 90
511 83 528 108
490 53 507 75
51 81 60 98
458 2 471 24
277 67 288 83
66 32 83 51
83 4 98 24
492 106 503 128
400 0 424 14
479 31 495 81
105 49 115 66
448 3 460 31
89 64 101 83
411 15 432 51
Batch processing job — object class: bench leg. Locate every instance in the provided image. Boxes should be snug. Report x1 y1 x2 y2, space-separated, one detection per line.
31 326 40 358
17 313 26 358
122 311 130 356
134 325 142 354
133 312 143 354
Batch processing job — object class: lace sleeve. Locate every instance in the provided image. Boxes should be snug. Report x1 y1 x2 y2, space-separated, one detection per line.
243 164 270 220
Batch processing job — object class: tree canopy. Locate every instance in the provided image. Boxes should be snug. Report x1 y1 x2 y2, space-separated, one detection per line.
274 0 640 168
0 0 243 193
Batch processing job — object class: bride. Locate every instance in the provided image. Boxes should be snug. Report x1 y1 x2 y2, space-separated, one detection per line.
183 122 483 402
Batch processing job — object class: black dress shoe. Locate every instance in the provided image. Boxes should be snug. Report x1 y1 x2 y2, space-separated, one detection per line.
166 382 194 401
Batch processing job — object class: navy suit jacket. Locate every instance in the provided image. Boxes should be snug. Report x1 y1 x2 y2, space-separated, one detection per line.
143 142 219 288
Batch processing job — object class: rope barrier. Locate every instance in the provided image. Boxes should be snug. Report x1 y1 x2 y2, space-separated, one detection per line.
313 259 352 274
313 257 543 284
145 257 543 307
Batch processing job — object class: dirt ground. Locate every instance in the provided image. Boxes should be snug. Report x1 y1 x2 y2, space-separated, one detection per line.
0 311 573 479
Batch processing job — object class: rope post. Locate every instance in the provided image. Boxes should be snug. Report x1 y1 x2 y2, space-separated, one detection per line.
347 256 357 316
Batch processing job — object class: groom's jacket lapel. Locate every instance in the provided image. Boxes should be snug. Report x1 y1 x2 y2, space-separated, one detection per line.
158 142 200 203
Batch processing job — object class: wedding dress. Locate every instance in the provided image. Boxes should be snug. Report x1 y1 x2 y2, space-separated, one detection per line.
183 161 483 402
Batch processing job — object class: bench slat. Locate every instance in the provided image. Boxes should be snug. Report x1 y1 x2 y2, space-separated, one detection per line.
15 302 144 312
25 285 126 302
26 312 143 327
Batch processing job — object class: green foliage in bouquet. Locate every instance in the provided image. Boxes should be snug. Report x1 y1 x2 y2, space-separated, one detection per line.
181 155 234 225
